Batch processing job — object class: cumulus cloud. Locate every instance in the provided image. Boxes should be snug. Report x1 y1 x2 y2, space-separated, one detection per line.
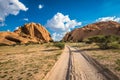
7 29 10 32
96 16 120 22
0 0 28 26
38 4 44 9
23 18 29 21
0 18 4 22
45 12 81 41
0 22 5 26
15 27 19 30
52 32 66 41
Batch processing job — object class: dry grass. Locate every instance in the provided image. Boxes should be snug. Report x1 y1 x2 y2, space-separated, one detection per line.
0 44 62 80
71 43 120 78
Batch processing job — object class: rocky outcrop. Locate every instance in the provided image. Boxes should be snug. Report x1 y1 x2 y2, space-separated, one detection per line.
0 22 52 45
62 21 120 42
0 32 28 45
14 22 52 42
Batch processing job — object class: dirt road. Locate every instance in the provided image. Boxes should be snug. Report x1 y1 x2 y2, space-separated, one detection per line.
43 46 119 80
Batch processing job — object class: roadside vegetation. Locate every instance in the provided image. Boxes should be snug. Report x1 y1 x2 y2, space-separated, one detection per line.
85 35 120 49
0 41 65 50
115 59 120 71
45 42 65 49
53 42 65 49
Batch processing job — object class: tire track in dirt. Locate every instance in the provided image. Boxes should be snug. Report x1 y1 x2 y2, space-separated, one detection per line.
43 46 70 80
43 46 119 80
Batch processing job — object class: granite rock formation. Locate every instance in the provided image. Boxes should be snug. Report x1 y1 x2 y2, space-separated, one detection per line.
0 23 52 45
63 21 120 42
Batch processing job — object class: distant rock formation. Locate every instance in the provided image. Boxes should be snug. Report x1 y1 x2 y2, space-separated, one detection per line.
62 21 120 42
14 23 52 42
0 22 52 45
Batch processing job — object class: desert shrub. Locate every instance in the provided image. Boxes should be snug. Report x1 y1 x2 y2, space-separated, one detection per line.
85 35 104 44
53 42 65 49
115 59 120 71
0 43 8 46
97 43 108 49
45 43 53 48
49 40 53 42
109 42 120 49
86 35 120 49
116 59 120 66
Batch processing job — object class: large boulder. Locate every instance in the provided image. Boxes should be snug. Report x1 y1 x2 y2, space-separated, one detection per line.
62 21 120 42
0 32 29 45
14 22 52 43
0 22 53 45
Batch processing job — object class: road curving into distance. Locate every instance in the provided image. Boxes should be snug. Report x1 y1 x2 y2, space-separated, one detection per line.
43 45 119 80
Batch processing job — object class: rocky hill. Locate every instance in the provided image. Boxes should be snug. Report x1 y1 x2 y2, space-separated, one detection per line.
0 23 52 45
62 21 120 42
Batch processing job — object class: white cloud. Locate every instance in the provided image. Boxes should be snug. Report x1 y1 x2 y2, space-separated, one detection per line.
0 18 4 22
45 12 81 41
0 0 28 26
0 22 5 26
96 16 120 22
15 27 19 30
23 18 29 21
7 29 10 32
38 4 43 9
52 32 66 41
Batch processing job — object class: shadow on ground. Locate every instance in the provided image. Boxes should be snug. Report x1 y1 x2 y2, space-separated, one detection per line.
42 49 60 51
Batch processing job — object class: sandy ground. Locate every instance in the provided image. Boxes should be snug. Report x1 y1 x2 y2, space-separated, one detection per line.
74 43 120 79
0 44 62 80
70 47 106 80
69 43 120 79
44 45 70 80
44 45 119 80
1 43 119 80
83 48 120 79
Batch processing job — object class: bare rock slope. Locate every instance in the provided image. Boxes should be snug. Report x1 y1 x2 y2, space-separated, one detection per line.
0 23 52 45
63 21 120 42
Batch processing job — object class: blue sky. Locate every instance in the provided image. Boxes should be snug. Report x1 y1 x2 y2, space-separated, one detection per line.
0 0 120 40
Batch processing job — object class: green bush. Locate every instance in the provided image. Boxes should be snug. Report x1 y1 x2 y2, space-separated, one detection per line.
109 42 120 49
53 42 65 49
116 59 120 66
115 59 120 71
97 43 109 49
86 35 120 49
